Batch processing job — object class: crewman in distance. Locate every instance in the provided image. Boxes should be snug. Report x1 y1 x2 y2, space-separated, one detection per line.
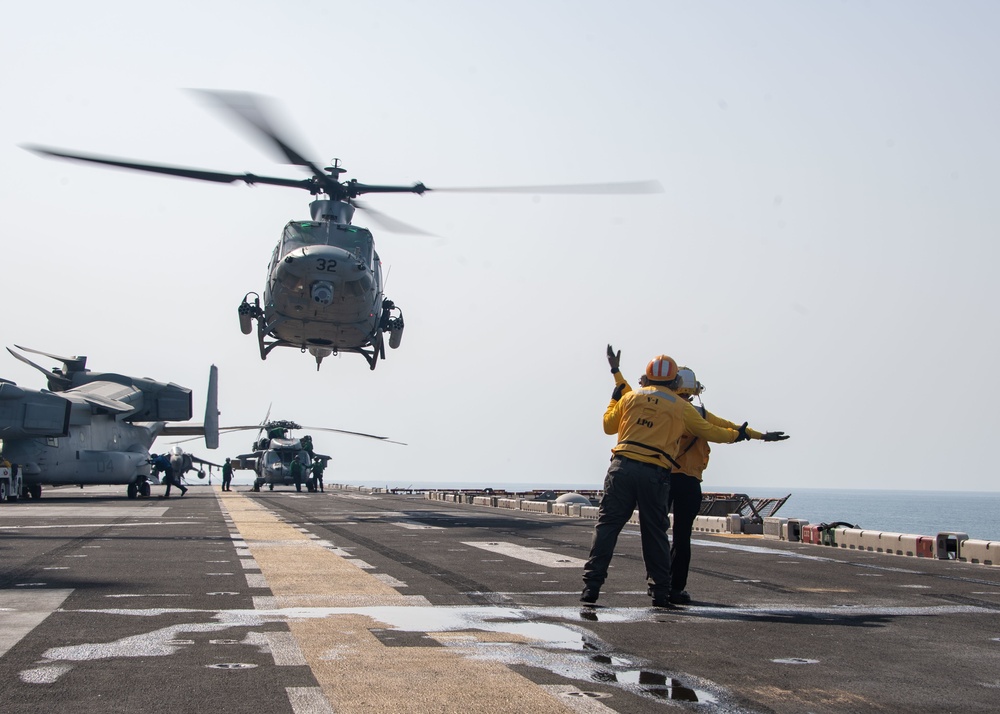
582 352 750 607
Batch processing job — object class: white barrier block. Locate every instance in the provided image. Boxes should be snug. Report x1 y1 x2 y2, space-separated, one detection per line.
878 532 926 556
959 539 997 566
877 531 906 555
692 516 728 533
838 528 864 549
764 517 787 540
628 510 640 525
519 500 550 513
581 506 600 519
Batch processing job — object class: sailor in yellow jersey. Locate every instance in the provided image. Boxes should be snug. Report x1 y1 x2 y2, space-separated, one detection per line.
606 346 790 604
668 366 789 603
582 352 750 607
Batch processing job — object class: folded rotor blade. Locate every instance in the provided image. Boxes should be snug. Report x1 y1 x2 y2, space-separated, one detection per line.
12 344 87 373
353 200 436 236
428 179 664 195
12 344 78 364
6 347 71 389
23 145 312 190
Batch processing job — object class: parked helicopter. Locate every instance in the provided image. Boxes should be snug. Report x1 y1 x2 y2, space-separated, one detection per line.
0 346 218 500
223 419 404 492
25 90 662 370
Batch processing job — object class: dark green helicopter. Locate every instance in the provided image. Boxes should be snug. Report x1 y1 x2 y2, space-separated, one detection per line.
26 91 661 370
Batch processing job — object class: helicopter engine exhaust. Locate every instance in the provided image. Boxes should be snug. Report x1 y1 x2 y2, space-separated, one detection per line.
311 281 334 305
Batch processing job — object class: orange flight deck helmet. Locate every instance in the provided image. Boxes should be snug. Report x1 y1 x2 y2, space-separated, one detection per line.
645 355 678 382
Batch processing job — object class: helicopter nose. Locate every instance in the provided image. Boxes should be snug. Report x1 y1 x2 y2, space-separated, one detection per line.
311 281 334 305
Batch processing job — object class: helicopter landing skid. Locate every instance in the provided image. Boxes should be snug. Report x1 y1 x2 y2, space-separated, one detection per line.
256 326 383 371
337 337 383 371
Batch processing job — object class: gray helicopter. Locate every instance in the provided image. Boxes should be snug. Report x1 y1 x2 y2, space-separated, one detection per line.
25 90 661 370
0 346 218 500
225 419 403 492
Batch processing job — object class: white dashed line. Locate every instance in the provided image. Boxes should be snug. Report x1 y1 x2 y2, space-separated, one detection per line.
462 542 586 568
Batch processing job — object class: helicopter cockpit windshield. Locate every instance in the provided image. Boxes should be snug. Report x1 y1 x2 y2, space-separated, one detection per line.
282 222 374 269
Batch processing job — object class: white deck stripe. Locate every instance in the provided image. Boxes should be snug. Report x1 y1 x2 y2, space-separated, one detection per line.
265 632 308 666
0 507 169 518
0 590 74 659
246 573 268 588
391 520 443 530
462 541 586 568
286 687 335 714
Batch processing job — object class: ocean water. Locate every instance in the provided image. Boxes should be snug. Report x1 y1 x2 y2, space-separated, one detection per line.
759 487 1000 542
334 480 1000 542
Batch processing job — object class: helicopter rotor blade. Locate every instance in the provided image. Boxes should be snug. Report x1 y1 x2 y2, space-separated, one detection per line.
23 145 313 191
298 425 407 445
352 200 436 236
189 90 330 180
427 179 664 195
215 423 404 445
6 347 71 390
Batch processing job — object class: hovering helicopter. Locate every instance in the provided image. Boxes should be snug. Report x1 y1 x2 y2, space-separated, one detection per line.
0 346 218 500
223 418 404 492
25 90 662 370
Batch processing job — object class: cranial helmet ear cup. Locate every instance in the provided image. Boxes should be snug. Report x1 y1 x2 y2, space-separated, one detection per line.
674 367 703 396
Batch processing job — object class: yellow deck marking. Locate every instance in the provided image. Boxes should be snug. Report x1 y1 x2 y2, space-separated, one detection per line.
221 491 574 713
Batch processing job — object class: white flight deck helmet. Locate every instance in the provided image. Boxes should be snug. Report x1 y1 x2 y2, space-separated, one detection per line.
674 367 704 397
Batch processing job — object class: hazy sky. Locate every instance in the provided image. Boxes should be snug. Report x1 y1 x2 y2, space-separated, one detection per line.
2 1 998 493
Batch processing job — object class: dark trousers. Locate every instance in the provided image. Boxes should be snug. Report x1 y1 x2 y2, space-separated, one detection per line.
222 474 232 491
669 472 702 593
583 455 672 596
163 470 185 496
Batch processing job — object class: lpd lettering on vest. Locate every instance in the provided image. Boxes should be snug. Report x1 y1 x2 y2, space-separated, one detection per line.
637 418 655 428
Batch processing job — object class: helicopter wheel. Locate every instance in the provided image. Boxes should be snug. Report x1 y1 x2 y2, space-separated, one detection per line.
28 484 42 500
140 481 151 498
127 482 138 499
268 483 274 491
